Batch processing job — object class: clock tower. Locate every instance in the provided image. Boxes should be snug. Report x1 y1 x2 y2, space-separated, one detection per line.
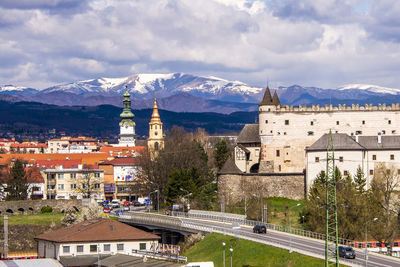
116 88 136 147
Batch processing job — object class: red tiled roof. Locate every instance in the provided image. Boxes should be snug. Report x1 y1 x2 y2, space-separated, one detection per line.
25 167 44 183
10 143 47 148
35 218 159 243
36 159 81 169
99 157 139 166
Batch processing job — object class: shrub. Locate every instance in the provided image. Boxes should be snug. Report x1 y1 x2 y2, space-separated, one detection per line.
41 206 53 213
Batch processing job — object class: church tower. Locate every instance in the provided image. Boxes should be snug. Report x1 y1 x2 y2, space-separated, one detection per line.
147 97 164 156
116 88 136 147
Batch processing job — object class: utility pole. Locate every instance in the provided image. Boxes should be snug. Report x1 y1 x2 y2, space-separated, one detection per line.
4 215 8 259
325 130 339 266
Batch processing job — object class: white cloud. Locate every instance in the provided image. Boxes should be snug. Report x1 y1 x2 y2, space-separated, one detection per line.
0 0 400 89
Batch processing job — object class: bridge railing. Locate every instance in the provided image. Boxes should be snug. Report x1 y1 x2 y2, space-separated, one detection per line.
170 211 353 246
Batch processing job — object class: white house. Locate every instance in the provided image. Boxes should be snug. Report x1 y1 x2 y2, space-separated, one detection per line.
306 133 400 190
35 218 160 260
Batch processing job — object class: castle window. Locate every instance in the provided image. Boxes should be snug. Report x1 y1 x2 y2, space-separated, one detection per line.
372 155 376 160
355 130 362 135
310 121 314 126
343 170 348 176
398 169 400 175
155 132 158 136
339 156 343 162
150 125 152 129
154 142 159 151
278 165 281 171
392 130 396 134
391 154 394 160
388 120 391 125
362 120 365 125
370 170 374 175
382 130 386 134
315 157 319 163
276 150 280 157
284 132 287 135
336 121 339 125
307 131 314 136
270 130 273 133
268 108 271 112
285 120 289 125
265 120 268 124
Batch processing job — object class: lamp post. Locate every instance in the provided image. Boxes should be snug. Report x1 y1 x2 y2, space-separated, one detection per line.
182 192 192 213
365 217 378 267
149 182 160 213
229 246 233 267
289 203 301 253
301 215 305 228
222 242 226 267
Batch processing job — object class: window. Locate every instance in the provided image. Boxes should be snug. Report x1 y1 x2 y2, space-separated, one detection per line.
57 173 64 179
315 157 319 163
310 121 314 126
382 130 386 134
388 120 391 124
336 121 339 125
339 156 343 162
155 131 158 136
140 243 146 250
343 170 348 176
398 169 400 175
372 155 377 160
104 244 110 252
77 245 83 253
94 173 101 178
117 244 124 251
370 170 374 175
392 130 396 134
355 130 362 135
70 184 76 190
90 245 97 252
362 120 365 125
57 184 64 190
285 120 289 125
94 183 101 189
63 246 70 253
265 120 268 124
278 165 281 172
276 150 280 157
391 154 395 160
70 173 76 179
394 242 399 247
308 131 314 136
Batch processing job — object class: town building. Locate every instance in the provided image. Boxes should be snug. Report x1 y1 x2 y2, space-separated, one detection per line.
9 142 47 154
47 136 98 153
42 162 104 200
99 157 142 201
306 133 400 190
147 97 164 158
114 90 136 147
35 218 160 260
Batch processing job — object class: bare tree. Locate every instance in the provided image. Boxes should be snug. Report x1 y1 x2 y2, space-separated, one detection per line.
74 171 102 199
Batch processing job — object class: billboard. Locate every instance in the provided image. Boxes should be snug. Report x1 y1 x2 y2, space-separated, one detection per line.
114 166 139 182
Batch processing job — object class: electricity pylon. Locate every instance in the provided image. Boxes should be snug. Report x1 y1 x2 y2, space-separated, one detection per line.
325 130 339 266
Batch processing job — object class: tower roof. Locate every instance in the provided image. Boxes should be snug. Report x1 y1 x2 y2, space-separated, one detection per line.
259 86 273 106
150 97 162 124
272 91 281 106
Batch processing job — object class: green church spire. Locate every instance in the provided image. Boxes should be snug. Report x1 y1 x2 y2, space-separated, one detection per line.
119 86 135 126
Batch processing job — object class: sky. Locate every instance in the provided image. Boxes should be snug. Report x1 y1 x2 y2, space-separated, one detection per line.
1 0 400 89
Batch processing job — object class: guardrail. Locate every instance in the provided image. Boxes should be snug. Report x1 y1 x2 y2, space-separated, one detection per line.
171 211 354 246
131 249 187 263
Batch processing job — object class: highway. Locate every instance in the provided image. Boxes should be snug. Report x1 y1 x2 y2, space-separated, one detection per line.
178 216 400 267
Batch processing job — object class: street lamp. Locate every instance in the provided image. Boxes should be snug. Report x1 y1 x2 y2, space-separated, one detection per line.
289 203 301 253
229 246 233 267
222 242 226 267
365 217 378 267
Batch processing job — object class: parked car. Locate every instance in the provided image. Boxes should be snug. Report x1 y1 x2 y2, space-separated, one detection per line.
133 201 141 207
338 246 356 259
103 205 111 213
253 225 267 234
111 199 121 209
123 201 131 207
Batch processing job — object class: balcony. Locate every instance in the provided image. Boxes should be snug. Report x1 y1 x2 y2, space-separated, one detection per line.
47 179 56 185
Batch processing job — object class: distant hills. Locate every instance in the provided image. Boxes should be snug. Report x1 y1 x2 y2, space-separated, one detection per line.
2 73 400 113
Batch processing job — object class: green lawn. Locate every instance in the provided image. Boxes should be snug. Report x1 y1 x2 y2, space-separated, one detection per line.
0 213 64 225
184 233 326 267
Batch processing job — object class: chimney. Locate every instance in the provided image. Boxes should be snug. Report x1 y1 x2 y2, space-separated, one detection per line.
378 132 382 144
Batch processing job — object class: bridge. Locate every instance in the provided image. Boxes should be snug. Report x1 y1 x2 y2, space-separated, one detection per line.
118 210 400 267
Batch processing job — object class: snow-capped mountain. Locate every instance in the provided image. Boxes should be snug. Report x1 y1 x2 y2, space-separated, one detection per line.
337 84 400 95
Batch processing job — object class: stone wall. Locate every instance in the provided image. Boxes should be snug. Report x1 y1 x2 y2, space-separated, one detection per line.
218 172 305 202
0 199 83 215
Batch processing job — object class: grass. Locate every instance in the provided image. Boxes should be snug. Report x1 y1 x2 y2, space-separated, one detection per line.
184 233 325 267
0 212 64 225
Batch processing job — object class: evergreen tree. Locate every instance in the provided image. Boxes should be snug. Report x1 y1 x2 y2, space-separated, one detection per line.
213 140 230 170
5 159 29 200
354 165 367 193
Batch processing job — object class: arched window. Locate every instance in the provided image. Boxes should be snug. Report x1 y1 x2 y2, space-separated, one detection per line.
154 142 159 151
250 163 259 173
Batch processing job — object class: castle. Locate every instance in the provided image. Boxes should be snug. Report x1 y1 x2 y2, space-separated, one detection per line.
219 86 400 200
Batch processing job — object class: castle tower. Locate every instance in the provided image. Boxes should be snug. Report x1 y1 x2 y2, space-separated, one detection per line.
116 89 136 147
147 97 164 157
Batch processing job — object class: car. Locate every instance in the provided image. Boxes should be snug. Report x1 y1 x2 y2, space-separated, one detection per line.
103 205 111 213
133 201 141 207
123 201 131 207
338 246 356 259
111 199 121 209
253 225 267 234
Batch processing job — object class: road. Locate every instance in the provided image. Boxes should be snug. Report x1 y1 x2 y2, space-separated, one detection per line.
179 217 400 267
